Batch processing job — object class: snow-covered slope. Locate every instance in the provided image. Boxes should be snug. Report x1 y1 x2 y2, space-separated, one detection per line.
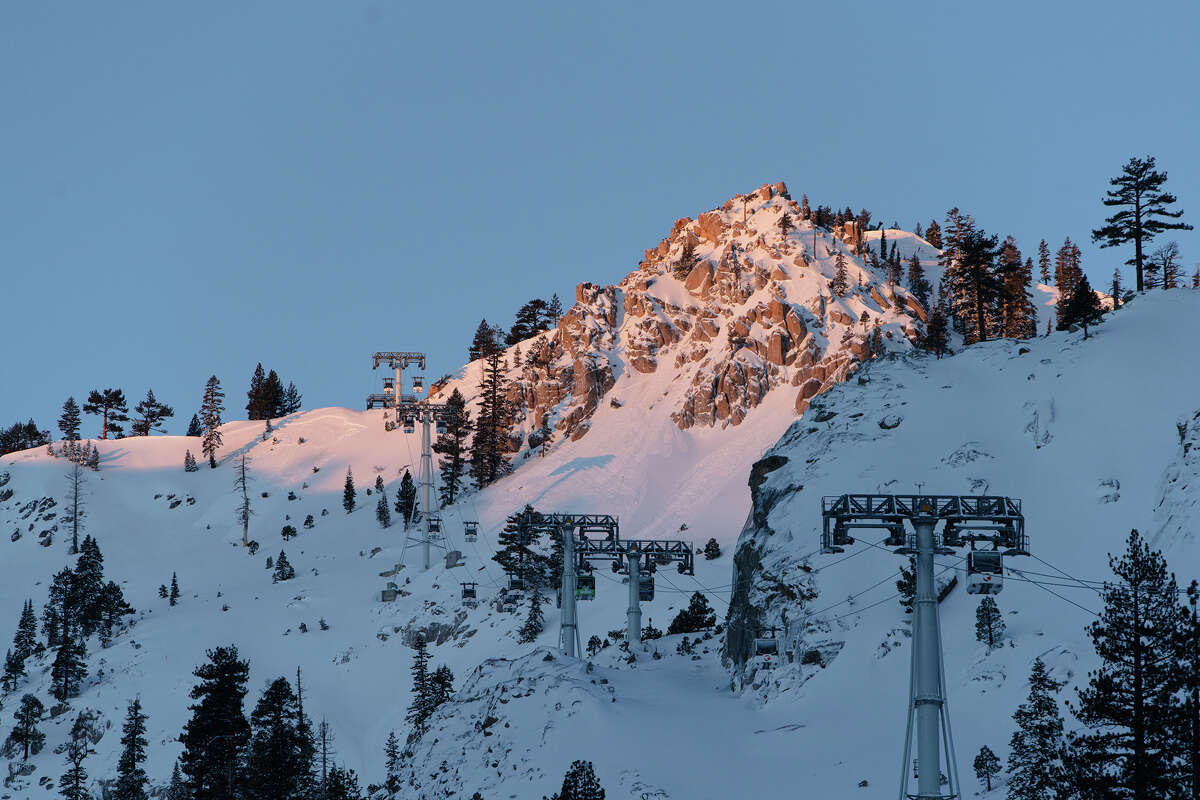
0 181 1188 797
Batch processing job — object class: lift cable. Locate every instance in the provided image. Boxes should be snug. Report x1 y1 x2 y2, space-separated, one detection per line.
1008 568 1100 617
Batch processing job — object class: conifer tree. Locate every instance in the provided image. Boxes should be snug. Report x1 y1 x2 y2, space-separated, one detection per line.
178 645 251 800
433 389 471 506
64 456 87 553
170 573 180 606
273 551 295 582
14 599 38 662
1193 267 1200 289
1038 239 1052 284
703 538 721 560
1092 155 1193 292
507 298 551 344
294 668 317 799
471 349 510 488
998 238 1037 339
1111 268 1123 309
950 222 1001 344
184 449 199 472
325 765 363 800
2 649 24 692
469 318 499 362
974 745 1001 792
281 381 302 415
58 712 93 800
83 388 129 439
924 304 950 359
830 251 850 297
51 624 87 701
925 219 942 249
165 763 187 800
113 698 149 800
245 677 308 800
778 212 794 237
58 397 82 441
518 590 545 644
186 414 203 437
1007 658 1065 800
376 493 391 528
493 505 542 585
1181 581 1200 800
546 760 606 800
1069 530 1183 799
673 238 697 279
668 592 717 635
975 596 1005 649
200 376 225 468
1059 275 1103 338
342 467 356 513
1150 241 1182 289
429 664 454 711
262 369 285 419
800 193 811 219
906 253 930 309
407 636 432 741
395 470 417 528
897 559 916 613
246 363 266 420
547 293 563 329
383 730 402 798
7 693 45 759
131 389 175 436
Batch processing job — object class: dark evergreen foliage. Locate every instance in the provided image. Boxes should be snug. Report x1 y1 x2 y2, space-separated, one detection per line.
667 592 717 635
1038 239 1052 285
178 645 251 800
200 376 225 468
324 765 363 800
433 389 471 506
703 538 721 560
184 449 199 472
83 388 129 439
281 381 302 415
7 693 45 759
1092 155 1193 292
897 559 915 613
518 590 545 643
407 636 432 740
113 698 149 800
1007 658 1065 800
395 470 417 529
975 596 1005 649
383 730 402 798
131 389 175 436
0 419 50 456
831 251 849 297
493 505 544 585
1059 275 1103 338
973 745 1001 792
186 414 203 437
469 318 501 362
58 397 82 441
470 349 510 488
343 467 356 513
376 494 391 528
58 712 93 800
273 551 295 582
924 219 942 249
170 573 180 606
245 677 308 800
545 759 606 800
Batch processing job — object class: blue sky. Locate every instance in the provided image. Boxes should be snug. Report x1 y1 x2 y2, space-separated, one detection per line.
3 1 1197 432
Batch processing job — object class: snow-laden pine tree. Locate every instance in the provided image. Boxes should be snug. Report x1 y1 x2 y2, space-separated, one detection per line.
407 636 432 742
273 551 295 582
831 251 849 297
518 590 545 644
169 573 180 606
383 730 402 798
199 376 225 468
1006 658 1064 800
394 470 417 528
546 760 606 800
974 745 1001 792
975 596 1005 650
375 493 391 528
58 397 81 441
343 468 356 513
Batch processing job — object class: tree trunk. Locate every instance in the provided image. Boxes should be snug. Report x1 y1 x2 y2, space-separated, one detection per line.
1134 195 1145 292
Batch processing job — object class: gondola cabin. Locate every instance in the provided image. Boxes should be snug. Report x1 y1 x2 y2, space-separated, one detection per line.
638 575 654 602
966 551 1004 595
576 574 596 601
436 419 447 435
461 582 477 600
464 521 478 542
508 575 525 592
402 416 415 434
427 515 441 533
412 375 424 393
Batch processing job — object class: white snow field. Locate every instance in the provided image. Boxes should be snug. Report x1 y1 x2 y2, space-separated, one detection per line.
1 286 1197 798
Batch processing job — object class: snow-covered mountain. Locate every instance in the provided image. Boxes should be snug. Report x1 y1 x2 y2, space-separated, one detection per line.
1 182 1196 798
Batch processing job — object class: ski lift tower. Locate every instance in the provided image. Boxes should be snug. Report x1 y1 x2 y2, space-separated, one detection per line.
821 494 1027 800
370 351 459 571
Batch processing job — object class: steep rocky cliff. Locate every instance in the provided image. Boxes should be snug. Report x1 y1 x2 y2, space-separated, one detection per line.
434 183 938 453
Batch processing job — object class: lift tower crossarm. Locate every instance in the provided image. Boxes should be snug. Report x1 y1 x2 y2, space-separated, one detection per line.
821 494 1026 555
371 352 426 370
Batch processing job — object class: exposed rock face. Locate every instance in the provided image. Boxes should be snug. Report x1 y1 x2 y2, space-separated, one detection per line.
434 184 936 447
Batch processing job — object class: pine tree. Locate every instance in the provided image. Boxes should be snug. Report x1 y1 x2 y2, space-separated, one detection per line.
58 397 82 441
974 745 1001 792
507 298 550 345
493 505 542 585
407 636 432 741
131 389 174 436
184 449 199 472
925 219 942 249
15 599 37 662
2 649 25 693
1053 238 1084 313
113 698 149 800
186 414 203 437
281 381 302 415
43 567 75 647
546 760 606 800
343 467 356 513
547 293 563 328
1059 274 1103 338
703 538 721 560
170 573 180 606
1038 239 1052 285
245 677 307 800
518 590 545 643
64 456 87 553
433 389 471 506
73 534 105 635
58 712 93 800
947 220 1001 344
200 376 225 468
50 624 87 701
1069 530 1184 799
778 211 794 237
376 494 391 528
178 645 251 800
1111 268 1123 309
294 668 317 799
395 470 417 529
245 364 267 420
1092 155 1193 292
325 765 363 800
673 237 697 279
429 664 454 711
1150 241 1182 289
800 193 811 219
468 318 499 362
165 763 187 800
262 370 285 419
830 251 849 297
383 730 402 798
1180 581 1200 800
906 253 930 309
82 388 129 439
7 693 45 759
470 349 510 488
1007 658 1065 800
975 596 1005 649
667 592 717 635
273 551 295 582
998 238 1037 339
233 454 252 546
